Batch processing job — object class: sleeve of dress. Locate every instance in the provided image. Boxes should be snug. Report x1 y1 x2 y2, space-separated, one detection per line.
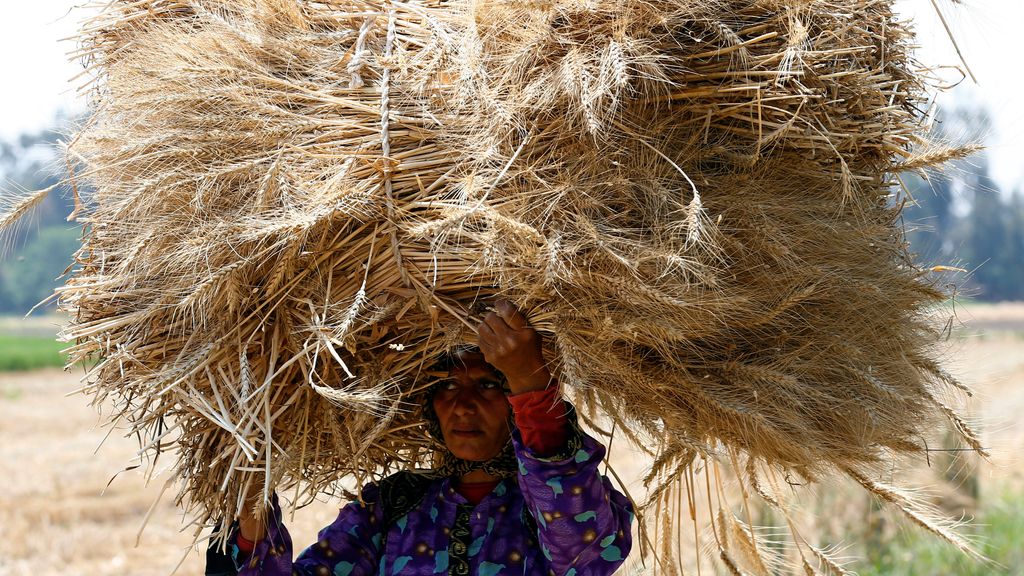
233 486 385 576
508 385 569 457
512 404 635 575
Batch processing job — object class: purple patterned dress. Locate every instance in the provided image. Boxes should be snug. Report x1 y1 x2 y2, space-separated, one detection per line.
230 421 633 575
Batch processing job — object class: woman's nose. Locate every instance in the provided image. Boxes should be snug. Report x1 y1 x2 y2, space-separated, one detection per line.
450 389 481 414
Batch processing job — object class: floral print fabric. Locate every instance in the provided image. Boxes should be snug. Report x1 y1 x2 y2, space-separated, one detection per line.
233 420 633 576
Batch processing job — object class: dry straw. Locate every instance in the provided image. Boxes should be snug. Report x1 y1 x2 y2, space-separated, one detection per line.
5 0 984 570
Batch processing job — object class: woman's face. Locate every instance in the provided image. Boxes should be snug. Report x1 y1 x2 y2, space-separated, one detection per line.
431 350 512 462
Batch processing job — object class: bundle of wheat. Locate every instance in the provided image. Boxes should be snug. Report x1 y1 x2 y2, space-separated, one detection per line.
432 2 983 569
2 0 981 570
61 0 471 533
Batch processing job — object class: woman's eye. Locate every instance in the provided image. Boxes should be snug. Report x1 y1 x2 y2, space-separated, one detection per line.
479 380 501 390
432 379 457 393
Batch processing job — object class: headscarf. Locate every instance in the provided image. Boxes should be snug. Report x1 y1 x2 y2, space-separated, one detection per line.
417 347 519 480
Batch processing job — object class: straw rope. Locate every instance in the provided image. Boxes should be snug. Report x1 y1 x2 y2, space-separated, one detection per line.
348 17 374 90
379 0 409 289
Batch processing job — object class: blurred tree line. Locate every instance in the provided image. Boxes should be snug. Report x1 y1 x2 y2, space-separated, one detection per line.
0 120 81 315
903 108 1024 301
0 108 1023 315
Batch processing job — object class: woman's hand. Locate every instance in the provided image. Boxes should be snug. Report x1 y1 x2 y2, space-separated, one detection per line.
477 299 553 395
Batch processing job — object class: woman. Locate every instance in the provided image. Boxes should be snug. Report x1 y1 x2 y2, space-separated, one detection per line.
210 300 633 575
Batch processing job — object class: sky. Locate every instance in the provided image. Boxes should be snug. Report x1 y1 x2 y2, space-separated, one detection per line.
2 1 1021 191
0 3 86 141
895 0 1024 194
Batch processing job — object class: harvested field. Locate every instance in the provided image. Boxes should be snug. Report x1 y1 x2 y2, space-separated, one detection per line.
0 368 331 575
1 303 1022 575
0 366 649 575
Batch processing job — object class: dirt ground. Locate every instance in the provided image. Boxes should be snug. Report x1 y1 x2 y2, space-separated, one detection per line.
1 304 1022 576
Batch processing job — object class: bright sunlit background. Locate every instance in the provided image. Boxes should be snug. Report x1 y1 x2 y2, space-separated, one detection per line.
0 3 86 141
1 3 1023 576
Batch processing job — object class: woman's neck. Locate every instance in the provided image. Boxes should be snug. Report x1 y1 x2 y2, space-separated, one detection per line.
458 468 500 484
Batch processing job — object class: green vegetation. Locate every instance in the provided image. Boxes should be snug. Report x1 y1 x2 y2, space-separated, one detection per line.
0 226 80 313
0 333 66 372
853 488 1024 576
0 121 82 317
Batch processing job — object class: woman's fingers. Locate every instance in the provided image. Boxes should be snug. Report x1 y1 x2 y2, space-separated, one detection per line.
495 299 528 329
484 299 529 337
478 318 497 342
474 301 549 391
477 300 546 377
483 309 513 335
